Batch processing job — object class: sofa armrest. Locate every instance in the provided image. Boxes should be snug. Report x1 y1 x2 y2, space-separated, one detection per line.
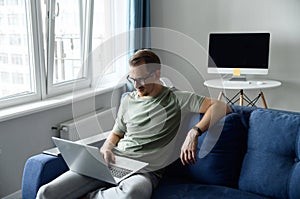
22 153 68 199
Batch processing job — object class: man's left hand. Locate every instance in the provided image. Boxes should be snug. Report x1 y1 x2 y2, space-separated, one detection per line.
180 129 199 165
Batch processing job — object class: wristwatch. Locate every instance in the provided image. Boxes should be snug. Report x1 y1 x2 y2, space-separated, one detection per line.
192 126 203 136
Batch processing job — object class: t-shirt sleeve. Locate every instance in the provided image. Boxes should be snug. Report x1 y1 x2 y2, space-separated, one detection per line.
172 89 205 113
112 97 127 135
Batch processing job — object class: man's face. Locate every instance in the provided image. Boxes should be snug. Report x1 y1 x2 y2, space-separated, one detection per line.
128 63 158 97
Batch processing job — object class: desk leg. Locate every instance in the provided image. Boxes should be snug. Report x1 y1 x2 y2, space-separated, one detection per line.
216 89 268 108
218 91 223 101
239 89 244 106
260 91 268 108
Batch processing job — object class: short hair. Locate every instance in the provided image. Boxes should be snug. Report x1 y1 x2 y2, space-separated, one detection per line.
129 49 161 71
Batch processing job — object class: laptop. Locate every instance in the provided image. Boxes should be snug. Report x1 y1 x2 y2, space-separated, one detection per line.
52 137 148 185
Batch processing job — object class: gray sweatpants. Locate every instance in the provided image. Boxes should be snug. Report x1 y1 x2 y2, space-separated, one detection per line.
36 170 161 199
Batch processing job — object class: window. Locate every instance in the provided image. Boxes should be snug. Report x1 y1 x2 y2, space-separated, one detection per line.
0 0 129 109
9 34 22 46
44 0 128 96
0 53 8 64
8 14 20 25
12 72 24 84
0 14 5 25
42 0 90 96
7 0 18 6
0 0 40 108
0 72 10 83
11 54 23 65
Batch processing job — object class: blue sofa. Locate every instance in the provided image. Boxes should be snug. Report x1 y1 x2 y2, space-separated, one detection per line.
22 105 300 199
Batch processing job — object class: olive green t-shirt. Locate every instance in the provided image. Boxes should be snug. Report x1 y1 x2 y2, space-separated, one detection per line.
112 86 204 171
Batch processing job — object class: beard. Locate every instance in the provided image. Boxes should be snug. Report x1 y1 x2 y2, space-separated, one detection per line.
136 84 155 97
137 86 148 97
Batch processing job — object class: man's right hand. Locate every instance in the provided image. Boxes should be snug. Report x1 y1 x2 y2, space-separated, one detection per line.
100 140 116 165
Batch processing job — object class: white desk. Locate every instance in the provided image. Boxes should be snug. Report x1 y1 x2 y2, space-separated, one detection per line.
204 79 281 108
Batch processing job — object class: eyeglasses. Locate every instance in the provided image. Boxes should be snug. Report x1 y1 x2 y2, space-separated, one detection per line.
127 71 155 85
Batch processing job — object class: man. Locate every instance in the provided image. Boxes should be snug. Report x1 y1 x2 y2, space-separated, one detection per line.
36 49 231 199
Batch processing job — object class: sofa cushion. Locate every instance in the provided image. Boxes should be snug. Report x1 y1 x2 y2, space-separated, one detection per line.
187 113 247 188
239 109 300 199
152 184 269 199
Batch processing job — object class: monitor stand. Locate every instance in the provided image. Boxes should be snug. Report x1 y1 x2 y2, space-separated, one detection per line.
229 75 247 81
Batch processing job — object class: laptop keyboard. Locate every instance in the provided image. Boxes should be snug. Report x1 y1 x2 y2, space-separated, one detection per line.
108 165 133 178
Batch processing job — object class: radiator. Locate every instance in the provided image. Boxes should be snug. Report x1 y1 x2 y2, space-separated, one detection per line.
59 107 116 141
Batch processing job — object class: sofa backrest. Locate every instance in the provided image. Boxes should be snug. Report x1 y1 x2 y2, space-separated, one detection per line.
230 105 257 129
238 108 300 199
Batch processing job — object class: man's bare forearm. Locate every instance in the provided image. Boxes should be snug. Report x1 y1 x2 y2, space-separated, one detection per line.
196 99 231 133
105 132 123 146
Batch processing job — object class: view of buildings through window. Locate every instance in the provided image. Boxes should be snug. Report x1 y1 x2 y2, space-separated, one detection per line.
49 0 84 84
0 0 36 99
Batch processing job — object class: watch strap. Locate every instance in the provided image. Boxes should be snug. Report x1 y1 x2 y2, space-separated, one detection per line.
192 126 203 136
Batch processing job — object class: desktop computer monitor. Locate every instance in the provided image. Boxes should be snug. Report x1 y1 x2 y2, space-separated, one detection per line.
207 32 270 79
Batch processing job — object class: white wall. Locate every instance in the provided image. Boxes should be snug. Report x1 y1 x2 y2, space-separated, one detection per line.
151 0 300 111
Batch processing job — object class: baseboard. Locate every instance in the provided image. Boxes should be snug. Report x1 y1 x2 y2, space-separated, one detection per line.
2 190 22 199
